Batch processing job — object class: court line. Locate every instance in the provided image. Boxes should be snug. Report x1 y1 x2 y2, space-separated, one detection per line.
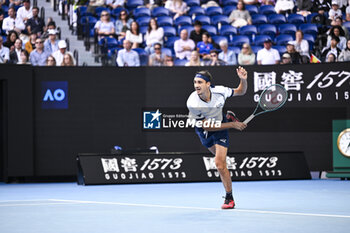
0 199 53 203
49 199 350 219
0 202 83 207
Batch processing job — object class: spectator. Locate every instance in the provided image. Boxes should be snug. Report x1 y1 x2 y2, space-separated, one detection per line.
148 43 166 66
229 0 252 28
286 41 302 64
190 21 207 46
9 0 21 8
144 0 162 9
25 32 37 54
41 21 57 40
29 38 49 66
52 40 75 66
164 55 174 66
329 1 342 24
126 21 143 49
218 40 237 65
321 36 342 61
26 6 45 36
174 29 195 60
106 0 125 9
205 49 226 66
9 38 23 64
115 10 133 40
46 55 56 66
327 26 347 50
165 0 188 19
0 36 10 63
116 39 140 66
338 39 350 61
296 0 313 16
2 7 25 34
61 53 75 66
259 0 275 6
280 53 292 64
238 43 255 65
197 32 213 59
257 38 280 64
243 0 259 5
17 0 32 24
95 11 115 40
44 29 59 54
313 0 332 13
0 2 5 31
274 0 295 15
185 50 203 66
338 0 348 11
326 52 337 62
346 0 350 21
87 0 105 15
292 30 310 63
3 30 19 50
332 17 349 38
17 50 30 64
145 18 164 54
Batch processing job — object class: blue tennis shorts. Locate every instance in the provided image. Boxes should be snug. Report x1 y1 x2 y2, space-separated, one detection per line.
195 127 229 148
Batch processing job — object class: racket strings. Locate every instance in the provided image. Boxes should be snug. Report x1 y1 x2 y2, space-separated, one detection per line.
259 86 288 111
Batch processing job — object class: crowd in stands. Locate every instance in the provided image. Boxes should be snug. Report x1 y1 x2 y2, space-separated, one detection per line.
1 0 350 66
0 0 75 65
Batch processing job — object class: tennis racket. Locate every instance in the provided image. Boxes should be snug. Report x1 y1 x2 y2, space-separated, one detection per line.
243 84 288 124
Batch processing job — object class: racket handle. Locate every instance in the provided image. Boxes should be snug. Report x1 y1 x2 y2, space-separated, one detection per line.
243 114 255 124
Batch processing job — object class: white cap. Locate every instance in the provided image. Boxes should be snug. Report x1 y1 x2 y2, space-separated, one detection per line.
58 40 67 49
332 0 338 5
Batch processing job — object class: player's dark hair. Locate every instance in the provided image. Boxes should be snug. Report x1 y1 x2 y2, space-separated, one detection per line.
196 70 213 84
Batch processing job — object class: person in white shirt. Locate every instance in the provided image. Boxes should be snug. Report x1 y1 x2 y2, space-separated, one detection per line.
94 11 115 40
144 18 164 54
292 30 310 63
116 39 140 66
174 29 195 60
2 7 25 34
44 29 59 54
346 0 350 21
125 21 143 49
329 1 342 23
257 38 280 65
165 0 188 19
0 36 10 63
105 0 125 9
275 0 294 14
186 68 247 209
52 40 76 66
16 0 32 24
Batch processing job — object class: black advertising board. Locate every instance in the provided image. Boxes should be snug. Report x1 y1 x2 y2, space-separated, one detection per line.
77 152 311 185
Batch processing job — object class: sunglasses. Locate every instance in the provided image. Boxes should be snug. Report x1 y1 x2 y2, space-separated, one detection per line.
48 59 55 62
36 41 43 44
154 47 161 50
211 54 217 57
242 47 249 49
101 14 109 16
120 13 126 16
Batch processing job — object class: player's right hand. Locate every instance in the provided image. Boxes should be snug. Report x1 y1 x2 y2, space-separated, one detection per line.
230 122 247 131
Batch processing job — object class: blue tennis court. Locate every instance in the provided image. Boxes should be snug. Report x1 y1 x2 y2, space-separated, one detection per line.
1 179 349 233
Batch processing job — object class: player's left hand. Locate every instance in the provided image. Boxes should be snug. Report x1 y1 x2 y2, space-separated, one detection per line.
236 66 247 80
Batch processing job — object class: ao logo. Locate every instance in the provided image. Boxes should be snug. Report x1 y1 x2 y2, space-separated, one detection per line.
43 89 66 101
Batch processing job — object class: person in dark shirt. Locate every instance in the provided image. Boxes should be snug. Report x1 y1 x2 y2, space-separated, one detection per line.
26 7 45 36
190 20 207 46
286 41 302 64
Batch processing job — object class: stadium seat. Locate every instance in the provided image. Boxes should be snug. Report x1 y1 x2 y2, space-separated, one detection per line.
219 25 238 36
152 7 170 17
178 25 194 36
252 14 268 24
202 25 217 36
273 45 287 54
185 0 200 7
126 0 144 9
229 35 250 46
78 6 92 17
228 46 241 55
174 59 188 66
343 21 350 31
258 24 277 37
80 16 98 34
223 5 237 16
268 14 286 24
303 33 315 50
111 8 128 18
299 23 318 37
162 26 177 37
174 16 192 27
206 6 223 16
140 26 148 34
161 48 173 56
278 24 297 36
251 45 263 53
133 48 148 66
194 15 211 25
165 36 180 48
95 7 110 17
259 5 276 15
306 12 318 23
275 34 294 45
100 37 119 49
212 36 228 45
188 6 205 16
246 5 258 15
254 35 272 46
134 8 151 18
287 14 305 24
239 25 257 36
211 15 230 25
222 0 238 6
157 16 173 27
136 16 151 27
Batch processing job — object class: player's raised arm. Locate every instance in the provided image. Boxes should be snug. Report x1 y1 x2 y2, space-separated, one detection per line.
233 66 248 96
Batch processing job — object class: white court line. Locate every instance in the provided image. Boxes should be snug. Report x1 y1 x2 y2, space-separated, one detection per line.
0 202 83 207
0 199 53 203
49 199 350 219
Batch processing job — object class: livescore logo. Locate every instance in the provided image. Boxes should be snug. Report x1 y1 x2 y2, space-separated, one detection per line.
41 81 68 109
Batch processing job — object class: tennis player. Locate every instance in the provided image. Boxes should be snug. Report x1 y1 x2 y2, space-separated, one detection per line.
186 67 248 209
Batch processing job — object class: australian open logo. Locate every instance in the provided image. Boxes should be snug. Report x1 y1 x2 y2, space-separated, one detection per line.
143 109 162 129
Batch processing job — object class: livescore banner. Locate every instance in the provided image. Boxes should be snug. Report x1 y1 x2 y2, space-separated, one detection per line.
77 152 311 185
